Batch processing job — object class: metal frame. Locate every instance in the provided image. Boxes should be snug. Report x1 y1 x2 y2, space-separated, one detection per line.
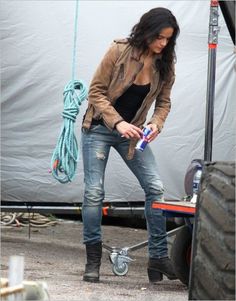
103 226 186 276
0 203 145 219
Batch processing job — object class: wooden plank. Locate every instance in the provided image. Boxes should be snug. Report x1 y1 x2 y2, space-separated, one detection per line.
0 284 24 297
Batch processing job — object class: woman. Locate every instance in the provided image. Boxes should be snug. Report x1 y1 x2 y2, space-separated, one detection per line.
81 7 180 283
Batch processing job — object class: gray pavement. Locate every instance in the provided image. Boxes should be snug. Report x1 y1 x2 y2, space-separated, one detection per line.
1 220 188 301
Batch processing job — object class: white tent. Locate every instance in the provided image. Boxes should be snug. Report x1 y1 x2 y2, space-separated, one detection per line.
1 1 235 205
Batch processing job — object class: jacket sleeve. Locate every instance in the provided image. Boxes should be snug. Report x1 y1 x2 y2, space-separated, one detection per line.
148 65 175 132
88 42 124 130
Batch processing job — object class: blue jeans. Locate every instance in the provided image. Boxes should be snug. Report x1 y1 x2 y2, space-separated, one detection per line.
81 124 168 258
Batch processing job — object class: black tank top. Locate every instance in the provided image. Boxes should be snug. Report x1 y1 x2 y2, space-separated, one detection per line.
114 83 150 123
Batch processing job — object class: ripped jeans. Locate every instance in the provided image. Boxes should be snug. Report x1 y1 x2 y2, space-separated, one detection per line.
81 124 168 258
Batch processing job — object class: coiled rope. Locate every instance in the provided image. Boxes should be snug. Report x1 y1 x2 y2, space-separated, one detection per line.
51 0 88 183
0 213 58 228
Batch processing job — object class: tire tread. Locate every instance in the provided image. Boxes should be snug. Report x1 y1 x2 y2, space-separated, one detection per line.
189 161 235 300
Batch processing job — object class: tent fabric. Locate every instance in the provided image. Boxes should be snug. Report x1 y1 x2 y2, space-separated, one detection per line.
1 1 235 204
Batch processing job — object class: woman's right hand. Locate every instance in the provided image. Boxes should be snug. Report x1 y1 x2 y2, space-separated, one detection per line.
115 121 143 139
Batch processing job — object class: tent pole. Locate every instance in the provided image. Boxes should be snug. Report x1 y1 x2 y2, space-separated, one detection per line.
204 0 220 162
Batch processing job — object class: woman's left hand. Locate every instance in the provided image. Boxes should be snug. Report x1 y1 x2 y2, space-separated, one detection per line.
146 124 160 142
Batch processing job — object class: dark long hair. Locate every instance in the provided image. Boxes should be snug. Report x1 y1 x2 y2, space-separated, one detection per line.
128 7 180 81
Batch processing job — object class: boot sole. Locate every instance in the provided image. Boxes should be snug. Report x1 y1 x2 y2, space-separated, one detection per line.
83 275 99 283
148 268 177 282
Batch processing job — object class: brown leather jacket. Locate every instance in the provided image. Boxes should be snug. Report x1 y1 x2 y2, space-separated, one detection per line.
82 39 175 159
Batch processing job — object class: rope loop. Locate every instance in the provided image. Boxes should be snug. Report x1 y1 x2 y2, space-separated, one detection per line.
51 79 88 183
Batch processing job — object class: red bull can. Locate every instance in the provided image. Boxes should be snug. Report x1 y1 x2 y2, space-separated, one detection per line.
135 127 152 152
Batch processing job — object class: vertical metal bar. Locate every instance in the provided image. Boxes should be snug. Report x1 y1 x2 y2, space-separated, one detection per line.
204 0 220 161
204 49 216 161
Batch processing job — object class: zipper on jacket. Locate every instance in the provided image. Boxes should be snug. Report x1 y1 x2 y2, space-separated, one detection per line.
118 64 125 80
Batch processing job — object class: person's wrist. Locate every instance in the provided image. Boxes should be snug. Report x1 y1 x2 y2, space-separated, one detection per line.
147 122 161 133
114 119 124 129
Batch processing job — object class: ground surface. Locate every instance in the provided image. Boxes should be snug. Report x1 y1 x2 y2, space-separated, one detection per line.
1 219 188 301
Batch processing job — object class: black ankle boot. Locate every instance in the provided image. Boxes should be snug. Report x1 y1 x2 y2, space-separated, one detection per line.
83 242 102 283
147 257 177 283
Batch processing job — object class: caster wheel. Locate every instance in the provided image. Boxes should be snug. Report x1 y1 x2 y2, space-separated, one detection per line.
112 262 129 276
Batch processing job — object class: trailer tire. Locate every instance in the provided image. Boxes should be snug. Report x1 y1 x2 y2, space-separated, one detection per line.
171 225 192 285
189 161 235 300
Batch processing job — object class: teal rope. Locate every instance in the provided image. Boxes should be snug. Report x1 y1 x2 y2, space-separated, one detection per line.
72 0 79 81
51 0 88 183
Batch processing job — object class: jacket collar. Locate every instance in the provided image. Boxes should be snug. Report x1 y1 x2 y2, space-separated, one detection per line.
131 46 163 63
131 46 143 61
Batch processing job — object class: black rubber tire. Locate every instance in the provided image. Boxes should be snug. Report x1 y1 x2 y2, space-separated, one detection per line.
171 225 192 285
189 161 235 300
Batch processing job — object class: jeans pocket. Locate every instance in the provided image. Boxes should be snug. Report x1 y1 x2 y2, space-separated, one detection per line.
89 124 103 132
82 124 102 134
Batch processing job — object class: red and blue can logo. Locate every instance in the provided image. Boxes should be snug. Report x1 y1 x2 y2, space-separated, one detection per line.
135 127 152 152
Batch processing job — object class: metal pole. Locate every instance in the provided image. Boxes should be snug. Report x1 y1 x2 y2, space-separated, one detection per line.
204 0 220 162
